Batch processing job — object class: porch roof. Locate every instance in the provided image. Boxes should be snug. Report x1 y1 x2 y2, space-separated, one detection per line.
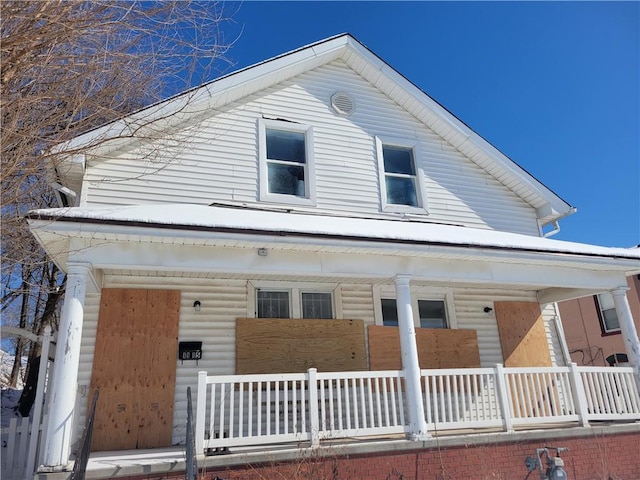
28 204 639 275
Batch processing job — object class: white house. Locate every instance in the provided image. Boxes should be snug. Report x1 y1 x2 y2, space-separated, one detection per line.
27 34 640 477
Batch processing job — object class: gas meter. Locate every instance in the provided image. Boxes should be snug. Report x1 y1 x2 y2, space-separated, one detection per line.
525 446 569 480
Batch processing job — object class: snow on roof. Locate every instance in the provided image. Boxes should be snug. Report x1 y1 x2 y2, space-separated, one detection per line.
28 204 640 261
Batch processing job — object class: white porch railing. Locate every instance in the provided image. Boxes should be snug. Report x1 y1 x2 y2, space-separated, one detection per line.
195 364 640 453
1 414 49 480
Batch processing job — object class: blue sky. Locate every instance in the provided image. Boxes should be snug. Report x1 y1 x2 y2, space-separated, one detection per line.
220 1 639 248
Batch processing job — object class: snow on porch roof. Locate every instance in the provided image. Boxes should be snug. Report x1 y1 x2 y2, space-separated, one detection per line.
27 204 640 265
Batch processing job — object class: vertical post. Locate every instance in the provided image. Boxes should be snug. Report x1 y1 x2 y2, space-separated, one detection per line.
568 362 590 427
26 326 52 476
41 262 91 471
610 287 640 383
195 371 207 455
494 364 514 432
307 368 320 447
394 275 430 440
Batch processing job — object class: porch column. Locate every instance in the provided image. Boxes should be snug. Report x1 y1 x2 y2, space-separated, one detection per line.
41 262 92 471
394 275 430 440
610 286 640 380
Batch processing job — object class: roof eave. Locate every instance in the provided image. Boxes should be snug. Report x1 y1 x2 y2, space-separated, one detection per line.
53 33 572 220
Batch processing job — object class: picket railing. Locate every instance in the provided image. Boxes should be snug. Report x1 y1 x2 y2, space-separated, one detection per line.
1 414 48 480
195 364 640 454
579 366 640 421
1 326 53 479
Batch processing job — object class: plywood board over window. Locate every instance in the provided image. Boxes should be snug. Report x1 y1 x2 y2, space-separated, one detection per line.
368 326 480 370
236 318 366 374
494 301 552 367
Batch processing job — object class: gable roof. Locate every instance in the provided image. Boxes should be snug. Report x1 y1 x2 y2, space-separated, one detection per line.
58 33 573 226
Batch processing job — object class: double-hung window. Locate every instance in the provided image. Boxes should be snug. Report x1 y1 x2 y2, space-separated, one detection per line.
253 283 336 319
259 118 316 205
381 298 449 328
595 292 620 334
376 136 427 213
375 286 455 329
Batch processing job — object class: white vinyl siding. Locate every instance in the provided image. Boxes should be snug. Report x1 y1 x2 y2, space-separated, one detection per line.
74 275 565 448
82 60 540 236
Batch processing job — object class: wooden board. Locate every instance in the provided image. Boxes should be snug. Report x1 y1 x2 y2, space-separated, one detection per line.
236 318 367 374
368 326 481 370
90 288 180 451
494 301 552 367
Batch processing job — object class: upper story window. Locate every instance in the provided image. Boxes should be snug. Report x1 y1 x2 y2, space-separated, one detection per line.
375 136 428 214
595 292 620 334
259 118 316 206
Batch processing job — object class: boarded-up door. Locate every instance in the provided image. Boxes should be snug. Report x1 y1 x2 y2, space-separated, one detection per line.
90 288 180 451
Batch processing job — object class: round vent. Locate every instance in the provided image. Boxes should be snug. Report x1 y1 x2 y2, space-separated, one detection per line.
330 92 355 116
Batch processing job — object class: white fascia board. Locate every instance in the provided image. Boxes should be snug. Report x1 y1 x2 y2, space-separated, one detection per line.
26 208 640 275
38 234 629 293
55 36 350 159
51 32 572 221
343 39 573 221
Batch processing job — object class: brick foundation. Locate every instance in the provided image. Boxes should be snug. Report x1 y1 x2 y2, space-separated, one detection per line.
124 430 640 480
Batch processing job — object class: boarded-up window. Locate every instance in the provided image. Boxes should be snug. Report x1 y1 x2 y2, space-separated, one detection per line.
494 301 552 367
368 325 480 370
236 318 366 374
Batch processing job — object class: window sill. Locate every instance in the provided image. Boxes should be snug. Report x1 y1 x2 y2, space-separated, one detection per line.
601 330 621 337
260 193 317 207
382 205 429 215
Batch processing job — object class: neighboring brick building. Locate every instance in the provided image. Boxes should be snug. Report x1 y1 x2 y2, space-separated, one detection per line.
559 274 640 367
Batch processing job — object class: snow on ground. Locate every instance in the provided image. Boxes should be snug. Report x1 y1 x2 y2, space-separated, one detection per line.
1 350 25 428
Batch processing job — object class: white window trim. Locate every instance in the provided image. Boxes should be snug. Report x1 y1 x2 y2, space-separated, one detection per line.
258 117 317 206
595 293 621 334
372 285 457 328
375 135 428 214
248 280 342 319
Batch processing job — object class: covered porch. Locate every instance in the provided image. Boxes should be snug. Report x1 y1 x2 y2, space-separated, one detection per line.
26 205 640 475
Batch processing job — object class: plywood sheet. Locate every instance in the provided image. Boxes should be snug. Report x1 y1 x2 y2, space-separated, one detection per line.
494 301 552 367
368 326 481 370
90 288 180 451
236 318 367 374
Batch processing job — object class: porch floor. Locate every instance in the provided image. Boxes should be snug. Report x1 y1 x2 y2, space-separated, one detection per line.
33 421 639 480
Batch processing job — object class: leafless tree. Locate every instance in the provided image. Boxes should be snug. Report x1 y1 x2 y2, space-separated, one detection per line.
1 0 237 405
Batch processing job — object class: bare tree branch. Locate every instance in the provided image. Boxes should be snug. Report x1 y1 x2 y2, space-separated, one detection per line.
0 0 238 393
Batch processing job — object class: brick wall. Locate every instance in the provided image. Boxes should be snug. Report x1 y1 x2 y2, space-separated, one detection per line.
125 431 640 480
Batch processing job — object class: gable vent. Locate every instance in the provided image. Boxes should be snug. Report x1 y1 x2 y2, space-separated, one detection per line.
331 92 355 116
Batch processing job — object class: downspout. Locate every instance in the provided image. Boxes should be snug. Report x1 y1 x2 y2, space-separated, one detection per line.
540 207 577 238
543 220 561 238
